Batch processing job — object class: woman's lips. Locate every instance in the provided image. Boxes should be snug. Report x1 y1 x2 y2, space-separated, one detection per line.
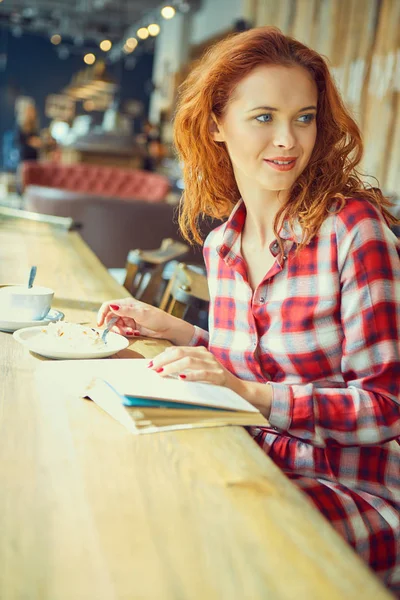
263 158 297 171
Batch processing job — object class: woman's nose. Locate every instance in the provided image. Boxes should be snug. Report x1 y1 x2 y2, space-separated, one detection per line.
273 125 296 149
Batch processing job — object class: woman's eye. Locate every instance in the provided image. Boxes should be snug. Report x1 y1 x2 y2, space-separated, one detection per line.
297 113 315 124
255 114 272 123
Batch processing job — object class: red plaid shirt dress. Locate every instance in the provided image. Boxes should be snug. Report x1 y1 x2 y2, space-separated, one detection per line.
190 197 400 594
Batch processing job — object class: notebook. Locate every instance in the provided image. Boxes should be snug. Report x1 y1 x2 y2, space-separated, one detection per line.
37 358 269 434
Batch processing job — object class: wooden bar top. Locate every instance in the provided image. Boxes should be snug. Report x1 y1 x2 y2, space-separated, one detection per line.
0 216 393 599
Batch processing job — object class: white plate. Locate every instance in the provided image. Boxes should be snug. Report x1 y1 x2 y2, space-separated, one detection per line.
0 309 65 333
13 325 129 359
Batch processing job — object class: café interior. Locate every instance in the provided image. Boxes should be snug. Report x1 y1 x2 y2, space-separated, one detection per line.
0 0 399 598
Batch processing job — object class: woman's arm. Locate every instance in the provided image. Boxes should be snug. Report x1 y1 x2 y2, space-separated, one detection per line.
97 297 199 346
267 201 400 447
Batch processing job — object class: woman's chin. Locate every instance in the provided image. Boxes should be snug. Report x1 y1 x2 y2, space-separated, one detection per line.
259 177 294 192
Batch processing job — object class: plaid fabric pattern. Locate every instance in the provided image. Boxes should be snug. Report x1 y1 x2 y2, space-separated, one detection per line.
190 198 400 593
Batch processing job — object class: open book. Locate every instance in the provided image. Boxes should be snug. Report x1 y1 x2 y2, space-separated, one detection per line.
37 358 269 434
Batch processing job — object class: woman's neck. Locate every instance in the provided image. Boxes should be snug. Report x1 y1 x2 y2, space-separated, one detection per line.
240 187 287 248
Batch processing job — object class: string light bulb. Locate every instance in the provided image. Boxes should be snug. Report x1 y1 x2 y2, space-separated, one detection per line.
50 34 62 45
147 23 160 37
99 39 112 51
123 44 134 54
137 27 149 40
84 53 96 65
125 37 138 50
161 6 176 19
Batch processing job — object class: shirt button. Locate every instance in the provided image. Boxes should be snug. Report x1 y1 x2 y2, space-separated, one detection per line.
259 297 265 303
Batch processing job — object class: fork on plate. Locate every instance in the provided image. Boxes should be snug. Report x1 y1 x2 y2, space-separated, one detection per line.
101 316 119 344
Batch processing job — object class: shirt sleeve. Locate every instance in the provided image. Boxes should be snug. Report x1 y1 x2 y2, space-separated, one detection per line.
268 202 400 447
188 325 209 347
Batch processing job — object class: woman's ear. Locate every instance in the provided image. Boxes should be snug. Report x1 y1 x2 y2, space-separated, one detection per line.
209 113 225 142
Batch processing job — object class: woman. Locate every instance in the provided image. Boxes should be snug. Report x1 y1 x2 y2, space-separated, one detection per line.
15 98 42 162
98 27 400 593
14 98 42 194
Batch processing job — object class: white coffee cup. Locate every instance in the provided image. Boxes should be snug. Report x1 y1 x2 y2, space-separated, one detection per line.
0 285 54 321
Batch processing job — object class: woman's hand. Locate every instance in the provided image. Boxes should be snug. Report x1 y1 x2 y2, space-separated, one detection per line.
148 346 237 386
97 298 195 345
149 346 273 418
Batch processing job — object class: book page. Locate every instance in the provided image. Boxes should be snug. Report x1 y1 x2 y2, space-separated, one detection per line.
86 378 268 434
36 358 260 413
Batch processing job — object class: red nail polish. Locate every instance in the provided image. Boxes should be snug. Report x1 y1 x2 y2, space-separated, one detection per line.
179 374 187 379
126 328 133 335
133 331 141 336
147 361 153 368
156 368 164 373
110 304 120 311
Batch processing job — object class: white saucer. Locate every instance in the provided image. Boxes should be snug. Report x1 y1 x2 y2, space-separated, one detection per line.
13 325 129 359
0 309 65 333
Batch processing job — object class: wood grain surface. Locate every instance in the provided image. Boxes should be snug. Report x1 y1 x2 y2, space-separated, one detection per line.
0 217 393 599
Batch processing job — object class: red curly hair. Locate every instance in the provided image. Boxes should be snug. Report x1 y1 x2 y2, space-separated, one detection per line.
174 26 398 246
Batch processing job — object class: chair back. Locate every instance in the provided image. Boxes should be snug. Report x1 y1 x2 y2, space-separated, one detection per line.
123 238 189 304
159 262 209 321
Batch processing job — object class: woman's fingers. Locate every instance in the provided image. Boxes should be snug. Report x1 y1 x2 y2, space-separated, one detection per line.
98 298 174 339
176 368 224 385
149 347 226 384
97 299 127 325
97 301 110 325
108 316 139 337
151 346 208 369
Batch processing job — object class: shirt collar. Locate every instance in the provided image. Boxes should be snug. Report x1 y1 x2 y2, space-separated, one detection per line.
216 199 303 261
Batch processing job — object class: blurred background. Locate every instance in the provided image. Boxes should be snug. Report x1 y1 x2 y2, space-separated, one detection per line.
0 0 398 247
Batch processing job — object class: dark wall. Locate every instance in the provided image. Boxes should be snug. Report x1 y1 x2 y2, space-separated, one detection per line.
0 27 154 167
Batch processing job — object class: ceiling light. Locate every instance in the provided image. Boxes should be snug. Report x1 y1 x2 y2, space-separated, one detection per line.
22 7 38 17
137 27 149 40
50 34 62 45
100 39 112 51
84 53 96 65
161 6 176 19
83 100 95 112
147 24 160 37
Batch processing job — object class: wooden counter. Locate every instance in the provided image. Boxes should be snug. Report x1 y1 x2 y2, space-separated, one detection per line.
0 216 393 599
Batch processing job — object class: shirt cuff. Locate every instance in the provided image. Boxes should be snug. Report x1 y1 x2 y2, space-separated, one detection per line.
268 382 292 431
188 325 209 348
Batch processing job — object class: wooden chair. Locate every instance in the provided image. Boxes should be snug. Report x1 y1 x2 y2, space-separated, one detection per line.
159 262 209 321
123 238 189 304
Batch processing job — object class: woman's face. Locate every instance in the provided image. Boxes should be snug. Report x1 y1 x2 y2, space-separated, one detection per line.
212 64 318 194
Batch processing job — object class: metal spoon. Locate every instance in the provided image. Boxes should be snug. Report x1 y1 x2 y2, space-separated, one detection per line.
28 266 37 289
101 316 119 344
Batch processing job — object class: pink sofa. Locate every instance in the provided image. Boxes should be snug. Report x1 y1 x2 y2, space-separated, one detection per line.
22 161 170 202
22 161 221 268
